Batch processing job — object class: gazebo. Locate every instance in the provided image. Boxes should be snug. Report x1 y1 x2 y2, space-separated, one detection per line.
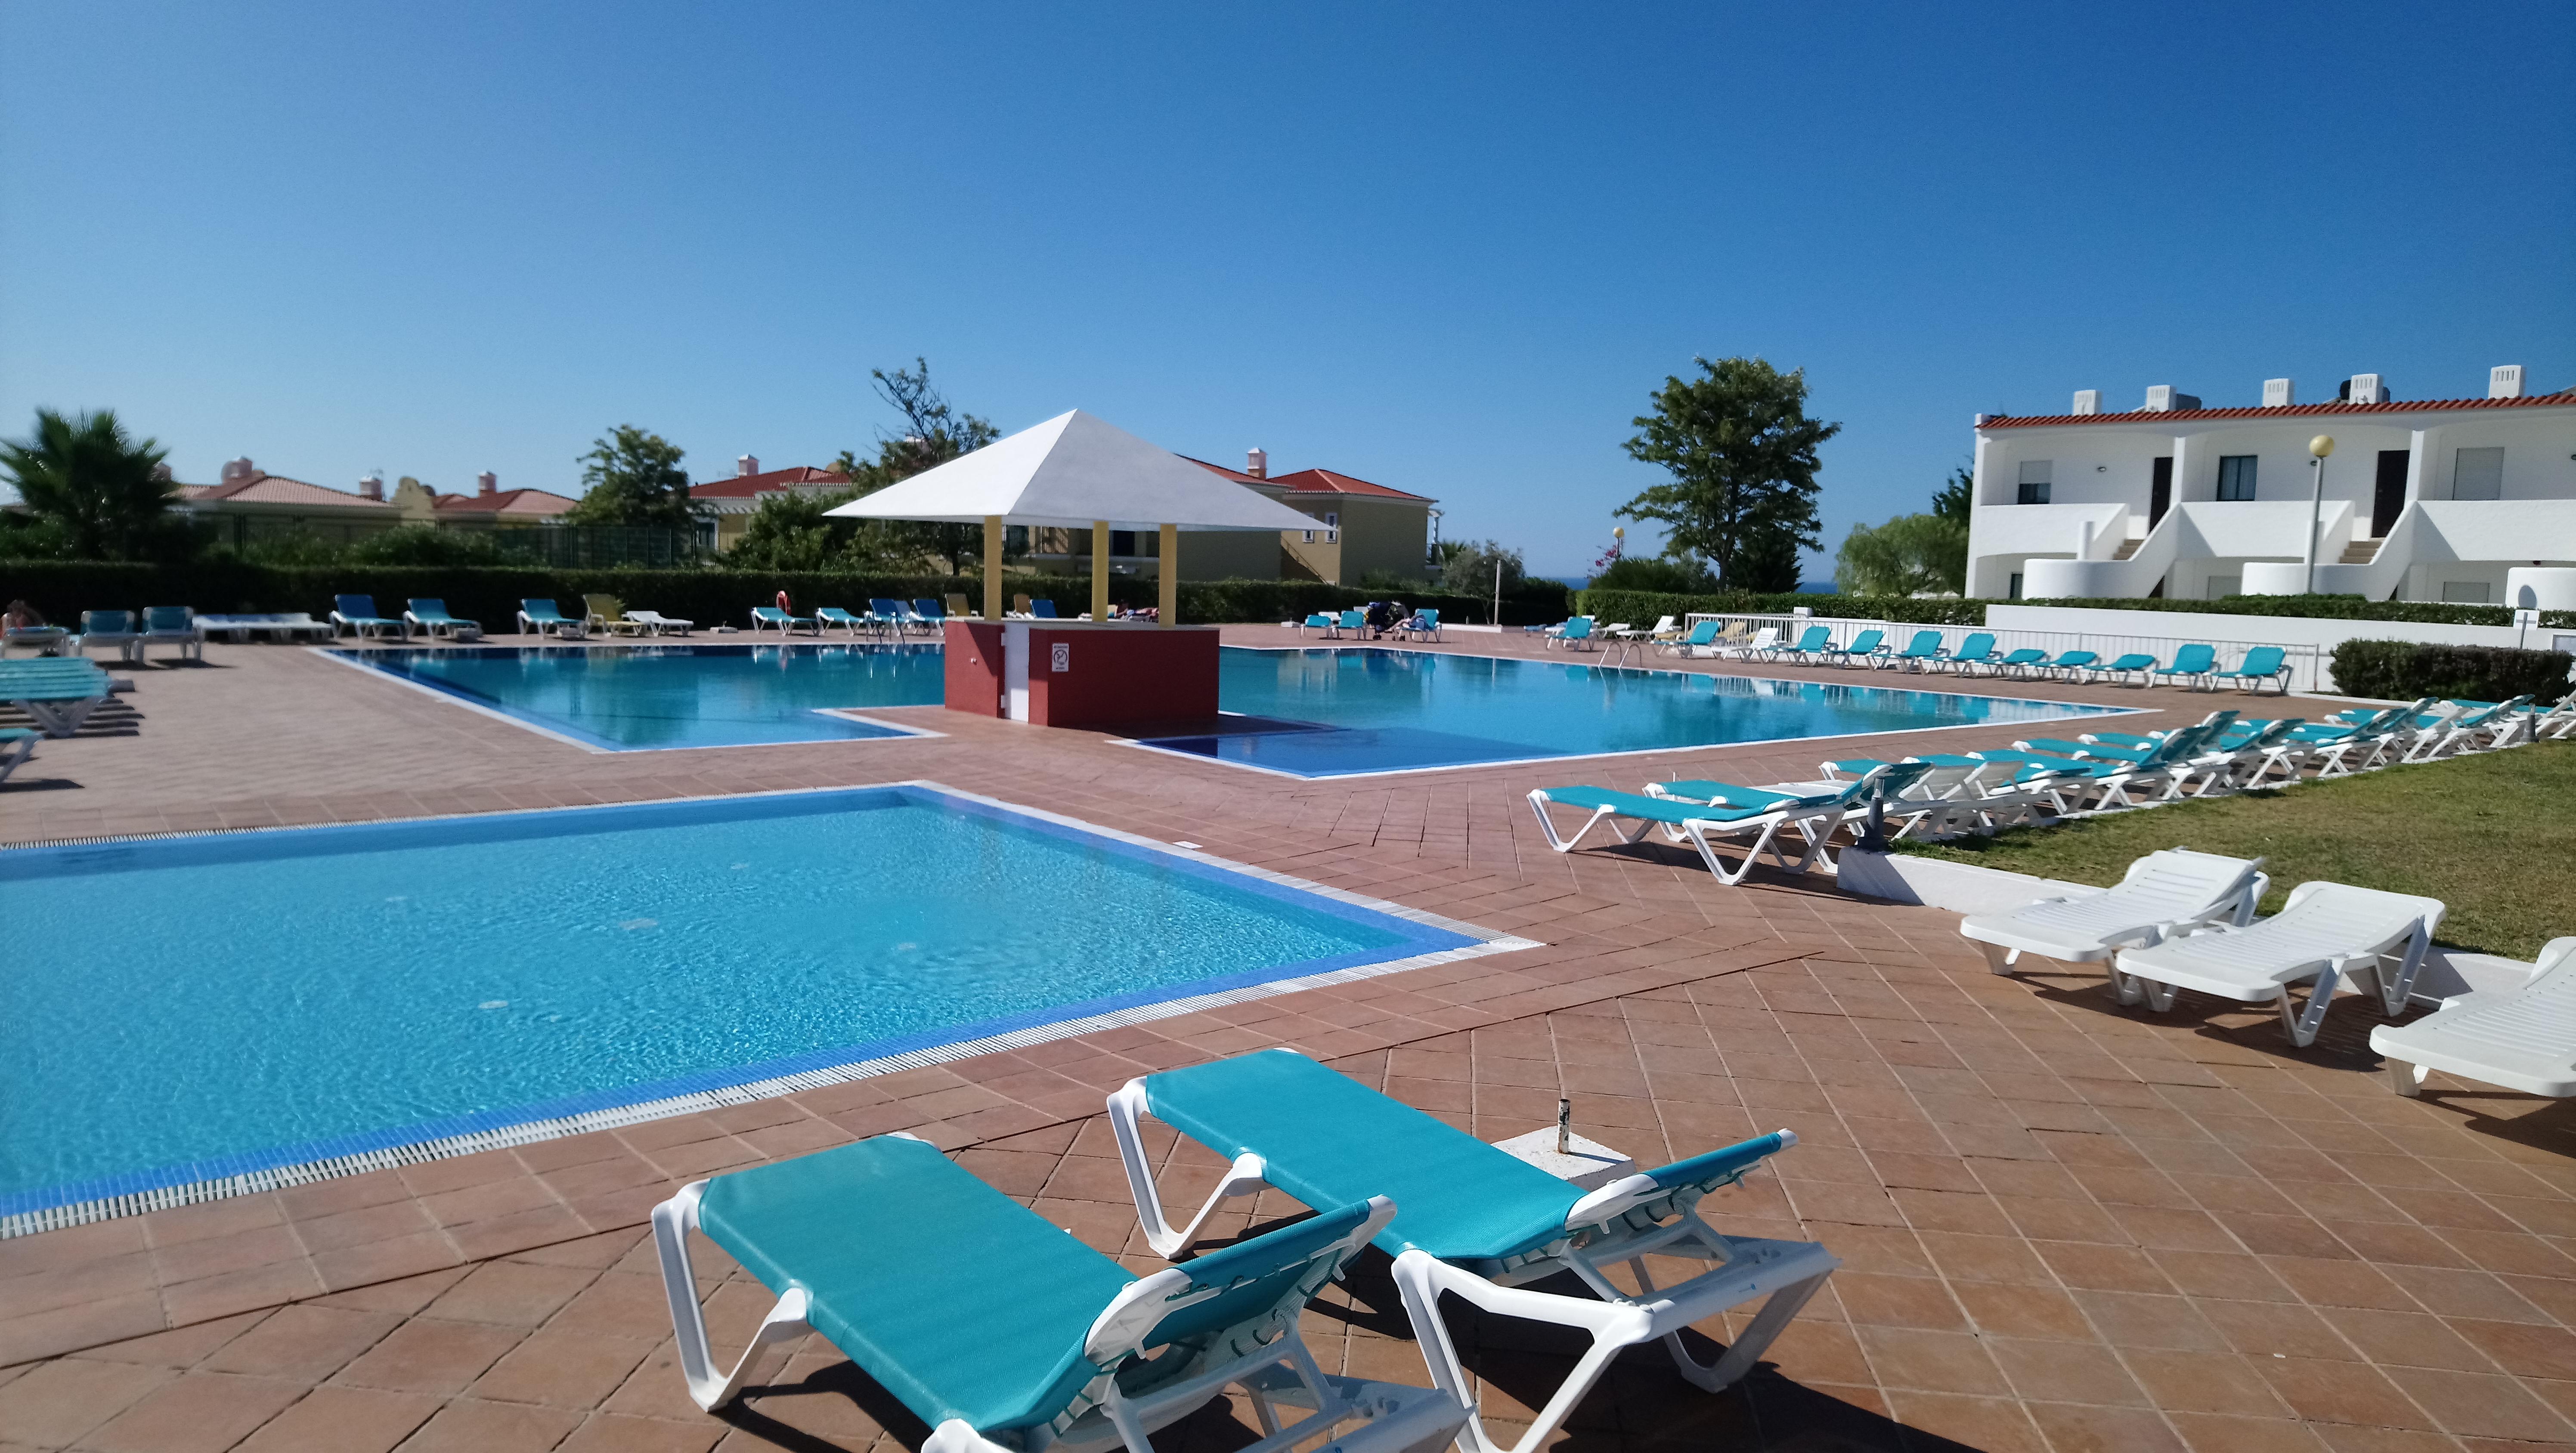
824 408 1317 626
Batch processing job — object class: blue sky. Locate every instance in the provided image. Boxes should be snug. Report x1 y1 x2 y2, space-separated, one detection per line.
4 3 2570 578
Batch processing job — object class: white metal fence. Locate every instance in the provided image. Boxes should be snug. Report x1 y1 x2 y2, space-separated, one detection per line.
1666 612 2332 694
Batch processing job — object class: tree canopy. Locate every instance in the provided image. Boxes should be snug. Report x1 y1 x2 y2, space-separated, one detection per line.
567 425 697 531
827 359 1000 573
1439 538 1524 597
1932 457 1973 525
0 408 179 560
1588 553 1717 593
1834 513 1969 596
1618 357 1838 594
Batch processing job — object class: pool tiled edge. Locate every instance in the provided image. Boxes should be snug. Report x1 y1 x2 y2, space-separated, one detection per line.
0 780 1540 1239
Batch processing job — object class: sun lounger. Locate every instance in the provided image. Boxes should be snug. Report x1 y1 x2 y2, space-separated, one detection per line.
0 726 37 784
402 599 482 641
582 595 649 637
1657 620 1720 656
2 624 71 657
1109 1049 1833 1453
749 605 818 635
1798 756 2061 838
2405 696 2532 761
1883 630 1946 671
653 1136 1461 1453
946 592 972 620
330 596 409 640
76 609 145 661
1974 719 2231 810
1409 608 1443 641
625 608 694 636
1549 617 1595 650
1299 612 1336 636
2373 938 2576 1098
1959 847 2268 977
137 606 204 662
1772 624 1830 663
2037 649 2098 680
192 613 330 643
1994 648 2048 677
2110 882 2445 1047
0 658 121 737
816 606 871 636
1644 614 1681 641
2088 652 2158 686
1816 628 1885 667
511 600 580 638
1942 632 2001 674
1534 762 1932 884
909 599 947 634
1715 625 1780 660
2208 645 2291 695
2152 643 2217 689
1658 758 1961 838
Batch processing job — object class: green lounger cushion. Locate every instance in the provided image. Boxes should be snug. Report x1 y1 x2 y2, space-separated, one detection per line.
697 1138 1130 1431
1147 1051 1582 1262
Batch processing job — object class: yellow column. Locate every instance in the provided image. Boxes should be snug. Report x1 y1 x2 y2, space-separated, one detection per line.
1158 524 1178 627
1091 520 1110 622
982 515 1004 620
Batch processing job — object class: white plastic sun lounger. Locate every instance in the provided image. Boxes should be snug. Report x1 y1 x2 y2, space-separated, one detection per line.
1958 847 2268 978
2372 938 2576 1098
0 726 36 784
1109 1049 1833 1453
654 1135 1463 1453
625 609 695 636
2110 882 2446 1047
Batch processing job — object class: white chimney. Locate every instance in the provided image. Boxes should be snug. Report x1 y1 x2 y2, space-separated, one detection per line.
2263 378 2295 408
2345 374 2387 405
737 454 758 477
2143 386 2205 412
1245 447 1267 479
220 456 255 484
2490 364 2526 400
477 471 498 497
2070 390 2099 416
359 473 384 501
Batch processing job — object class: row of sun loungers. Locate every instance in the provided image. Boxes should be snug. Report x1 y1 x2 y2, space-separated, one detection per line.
1962 847 2576 1100
751 597 954 637
1580 615 2301 693
1299 608 1442 640
656 1046 1824 1453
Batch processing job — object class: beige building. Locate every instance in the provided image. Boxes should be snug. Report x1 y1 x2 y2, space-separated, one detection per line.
1013 449 1437 584
177 458 578 548
689 457 854 552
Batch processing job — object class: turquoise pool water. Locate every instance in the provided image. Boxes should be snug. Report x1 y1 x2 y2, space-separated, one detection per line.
1136 649 2127 776
0 787 1472 1217
336 643 947 749
331 642 2124 773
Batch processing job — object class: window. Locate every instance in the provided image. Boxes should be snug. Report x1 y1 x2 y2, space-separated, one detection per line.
2206 575 2241 599
1324 510 1340 543
2442 580 2492 603
2452 446 2504 501
1300 529 1314 543
1004 525 1029 552
2006 572 2023 600
2215 455 2258 501
2016 460 2052 505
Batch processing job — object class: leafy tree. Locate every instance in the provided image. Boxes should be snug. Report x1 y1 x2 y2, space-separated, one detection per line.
1834 513 1969 596
567 424 698 531
1932 457 1973 525
1588 553 1717 593
722 489 918 572
345 524 507 566
829 359 1001 573
0 408 180 560
1618 357 1838 590
1438 538 1524 596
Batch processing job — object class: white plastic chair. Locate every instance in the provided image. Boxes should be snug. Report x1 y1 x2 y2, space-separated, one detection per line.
2110 882 2445 1047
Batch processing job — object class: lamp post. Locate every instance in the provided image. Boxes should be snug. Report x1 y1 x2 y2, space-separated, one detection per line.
2304 435 2335 595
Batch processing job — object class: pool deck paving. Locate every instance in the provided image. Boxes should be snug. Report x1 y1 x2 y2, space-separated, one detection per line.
4 627 2573 1452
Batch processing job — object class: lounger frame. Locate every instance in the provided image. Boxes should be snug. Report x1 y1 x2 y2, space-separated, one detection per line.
1525 788 1845 885
1107 1081 1837 1453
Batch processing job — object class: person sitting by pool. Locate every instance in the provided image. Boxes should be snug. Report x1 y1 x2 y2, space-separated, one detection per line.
3 599 63 655
1364 600 1399 637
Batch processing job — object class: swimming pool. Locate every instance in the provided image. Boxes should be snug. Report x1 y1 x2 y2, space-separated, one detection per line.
329 642 947 750
0 785 1514 1226
1132 648 2130 777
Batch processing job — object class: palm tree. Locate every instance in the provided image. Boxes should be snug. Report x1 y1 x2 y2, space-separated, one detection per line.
0 408 178 560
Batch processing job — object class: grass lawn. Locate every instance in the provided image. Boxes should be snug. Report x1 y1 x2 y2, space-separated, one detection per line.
1893 739 2572 958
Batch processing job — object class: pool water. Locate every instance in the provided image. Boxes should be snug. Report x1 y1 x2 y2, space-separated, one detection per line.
0 787 1475 1216
336 643 947 749
1134 649 2129 776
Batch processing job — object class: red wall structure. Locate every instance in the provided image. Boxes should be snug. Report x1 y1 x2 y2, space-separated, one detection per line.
943 621 1005 717
1026 624 1219 729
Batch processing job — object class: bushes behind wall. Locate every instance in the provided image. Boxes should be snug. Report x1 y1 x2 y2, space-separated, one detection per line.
0 560 1576 631
2329 639 2574 704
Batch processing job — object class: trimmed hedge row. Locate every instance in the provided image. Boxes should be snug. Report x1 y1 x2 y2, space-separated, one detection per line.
1569 587 2576 631
2328 640 2574 704
0 560 1574 631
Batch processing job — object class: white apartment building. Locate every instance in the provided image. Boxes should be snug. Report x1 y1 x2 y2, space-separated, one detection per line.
1966 365 2576 606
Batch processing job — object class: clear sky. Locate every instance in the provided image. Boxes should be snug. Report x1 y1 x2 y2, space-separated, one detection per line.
5 2 2570 577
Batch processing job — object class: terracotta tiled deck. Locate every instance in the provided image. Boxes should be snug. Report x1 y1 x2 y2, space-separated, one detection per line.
4 629 2573 1452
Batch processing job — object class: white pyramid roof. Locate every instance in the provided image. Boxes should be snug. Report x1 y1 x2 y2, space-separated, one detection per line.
822 409 1320 532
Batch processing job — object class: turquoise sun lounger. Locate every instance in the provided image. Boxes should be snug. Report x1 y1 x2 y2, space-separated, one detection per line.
654 1135 1463 1453
1110 1049 1835 1453
0 726 36 783
0 658 122 737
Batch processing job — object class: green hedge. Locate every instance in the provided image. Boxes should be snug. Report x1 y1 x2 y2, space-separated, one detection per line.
1570 587 2576 631
2329 640 2574 703
0 560 1573 631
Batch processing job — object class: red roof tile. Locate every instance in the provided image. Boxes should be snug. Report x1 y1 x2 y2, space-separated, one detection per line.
180 475 396 509
1263 467 1435 503
431 488 581 516
690 466 851 499
1981 390 2576 429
